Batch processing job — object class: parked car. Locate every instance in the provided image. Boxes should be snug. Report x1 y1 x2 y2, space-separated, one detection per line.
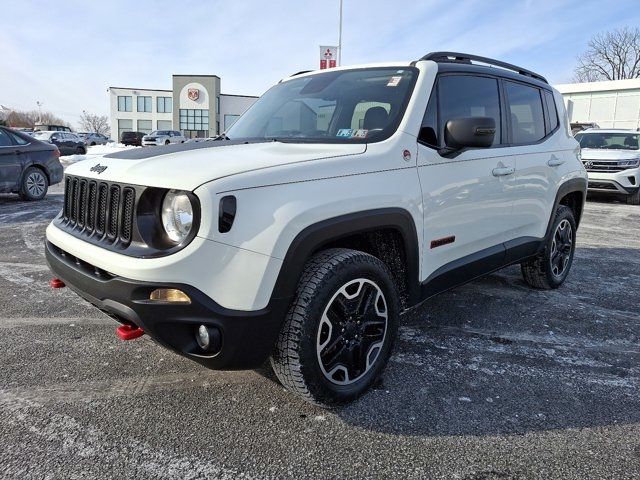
575 129 640 204
0 126 63 200
142 130 186 146
121 131 145 146
32 131 86 156
34 124 72 132
45 52 587 406
571 122 599 135
78 132 110 146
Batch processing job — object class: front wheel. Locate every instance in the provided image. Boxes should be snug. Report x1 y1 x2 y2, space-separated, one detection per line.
270 248 399 406
521 205 576 289
165 140 170 145
626 189 640 205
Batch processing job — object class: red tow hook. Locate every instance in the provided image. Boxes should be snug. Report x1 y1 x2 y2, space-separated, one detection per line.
116 324 145 341
49 278 66 289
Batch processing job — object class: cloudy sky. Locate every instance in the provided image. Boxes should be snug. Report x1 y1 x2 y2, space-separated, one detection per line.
1 0 639 127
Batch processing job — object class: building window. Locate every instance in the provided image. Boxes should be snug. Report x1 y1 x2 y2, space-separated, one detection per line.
157 120 172 130
117 119 132 140
179 109 209 132
117 96 132 112
224 114 240 131
216 96 220 114
137 96 152 113
157 97 172 113
137 119 152 134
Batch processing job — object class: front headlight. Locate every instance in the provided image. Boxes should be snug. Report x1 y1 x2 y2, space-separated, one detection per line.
161 190 194 243
620 158 640 167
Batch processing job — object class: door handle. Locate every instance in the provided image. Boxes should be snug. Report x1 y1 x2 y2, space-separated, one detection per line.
547 156 565 167
492 166 515 177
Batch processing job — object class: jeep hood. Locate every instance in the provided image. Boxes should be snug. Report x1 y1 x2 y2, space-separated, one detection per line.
580 148 640 161
64 140 367 190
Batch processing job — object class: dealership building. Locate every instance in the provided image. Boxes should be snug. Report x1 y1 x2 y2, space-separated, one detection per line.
108 74 258 141
556 78 640 130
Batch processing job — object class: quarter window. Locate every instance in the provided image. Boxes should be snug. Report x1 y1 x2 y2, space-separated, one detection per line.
505 82 545 144
117 96 132 112
438 75 502 146
544 90 559 134
0 129 13 147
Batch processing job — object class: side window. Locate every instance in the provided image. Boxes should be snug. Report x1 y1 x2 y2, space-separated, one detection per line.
438 75 502 146
544 90 559 134
0 130 13 147
505 82 545 144
8 132 28 145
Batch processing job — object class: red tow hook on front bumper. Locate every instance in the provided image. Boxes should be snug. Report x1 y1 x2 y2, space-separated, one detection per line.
49 278 66 289
116 324 145 340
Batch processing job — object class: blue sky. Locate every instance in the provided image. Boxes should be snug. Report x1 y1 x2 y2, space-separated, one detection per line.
1 0 639 127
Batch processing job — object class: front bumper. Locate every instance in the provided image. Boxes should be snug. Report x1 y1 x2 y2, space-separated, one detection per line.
45 240 289 370
587 169 639 194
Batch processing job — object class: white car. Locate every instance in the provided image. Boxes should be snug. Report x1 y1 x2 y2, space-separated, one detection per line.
142 130 186 146
45 52 587 406
575 129 640 205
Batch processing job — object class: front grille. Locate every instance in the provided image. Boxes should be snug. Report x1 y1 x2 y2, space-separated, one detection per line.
61 175 136 247
583 160 636 173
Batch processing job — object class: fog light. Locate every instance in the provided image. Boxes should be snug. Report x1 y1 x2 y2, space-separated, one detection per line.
196 325 210 350
149 288 191 304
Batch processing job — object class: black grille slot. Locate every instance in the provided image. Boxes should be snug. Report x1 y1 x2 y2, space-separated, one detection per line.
107 185 121 240
121 188 135 245
71 177 79 225
77 180 87 228
64 177 72 220
86 181 97 231
96 183 108 235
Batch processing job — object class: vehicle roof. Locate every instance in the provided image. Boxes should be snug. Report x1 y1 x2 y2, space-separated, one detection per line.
281 59 551 90
577 128 640 134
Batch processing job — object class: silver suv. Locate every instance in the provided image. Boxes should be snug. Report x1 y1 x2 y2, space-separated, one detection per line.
576 129 640 205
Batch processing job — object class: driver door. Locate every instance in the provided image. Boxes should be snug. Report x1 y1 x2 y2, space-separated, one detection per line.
417 74 516 286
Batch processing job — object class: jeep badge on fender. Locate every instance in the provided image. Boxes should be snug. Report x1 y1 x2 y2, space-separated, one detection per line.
45 52 587 407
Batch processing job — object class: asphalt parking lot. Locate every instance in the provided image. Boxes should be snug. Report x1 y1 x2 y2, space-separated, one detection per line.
0 185 638 479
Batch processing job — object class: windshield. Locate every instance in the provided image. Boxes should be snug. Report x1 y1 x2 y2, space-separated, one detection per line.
225 67 418 143
575 132 639 150
32 132 51 139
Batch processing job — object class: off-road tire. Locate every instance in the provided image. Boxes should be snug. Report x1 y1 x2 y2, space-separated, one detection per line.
270 248 399 406
626 189 640 205
19 166 48 201
521 205 576 289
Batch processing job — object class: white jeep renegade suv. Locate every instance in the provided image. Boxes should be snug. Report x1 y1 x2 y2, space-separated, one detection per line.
46 52 587 406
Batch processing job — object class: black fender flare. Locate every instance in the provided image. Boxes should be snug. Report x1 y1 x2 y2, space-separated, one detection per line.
544 176 587 240
269 208 421 305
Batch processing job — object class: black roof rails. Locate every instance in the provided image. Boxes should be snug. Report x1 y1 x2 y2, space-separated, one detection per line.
418 51 548 84
291 70 313 77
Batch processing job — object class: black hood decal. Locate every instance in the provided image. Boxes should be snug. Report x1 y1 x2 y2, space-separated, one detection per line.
104 139 269 160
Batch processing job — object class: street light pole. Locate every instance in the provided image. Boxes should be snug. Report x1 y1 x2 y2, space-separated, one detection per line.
36 101 43 123
338 0 343 66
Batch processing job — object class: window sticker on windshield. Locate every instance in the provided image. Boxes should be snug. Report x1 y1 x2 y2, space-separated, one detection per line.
353 129 368 138
387 76 402 87
337 129 353 137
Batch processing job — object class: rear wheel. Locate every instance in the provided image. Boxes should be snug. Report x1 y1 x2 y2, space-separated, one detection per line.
521 205 576 289
165 140 170 145
76 146 85 154
626 189 640 205
270 248 399 406
19 166 48 201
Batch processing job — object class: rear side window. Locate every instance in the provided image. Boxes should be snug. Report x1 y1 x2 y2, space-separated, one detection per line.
8 132 28 145
505 82 545 144
438 75 502 146
544 90 559 133
0 129 13 147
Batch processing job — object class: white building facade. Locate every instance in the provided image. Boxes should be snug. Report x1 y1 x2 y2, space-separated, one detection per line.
108 74 258 141
556 78 640 130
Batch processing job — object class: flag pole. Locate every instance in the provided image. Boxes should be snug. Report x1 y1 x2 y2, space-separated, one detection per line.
338 0 343 66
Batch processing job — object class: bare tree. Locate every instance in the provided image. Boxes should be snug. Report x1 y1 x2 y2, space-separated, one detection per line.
79 111 110 136
4 109 68 128
574 27 640 82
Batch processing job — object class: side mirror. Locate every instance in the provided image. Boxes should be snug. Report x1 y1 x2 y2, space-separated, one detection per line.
444 116 496 150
